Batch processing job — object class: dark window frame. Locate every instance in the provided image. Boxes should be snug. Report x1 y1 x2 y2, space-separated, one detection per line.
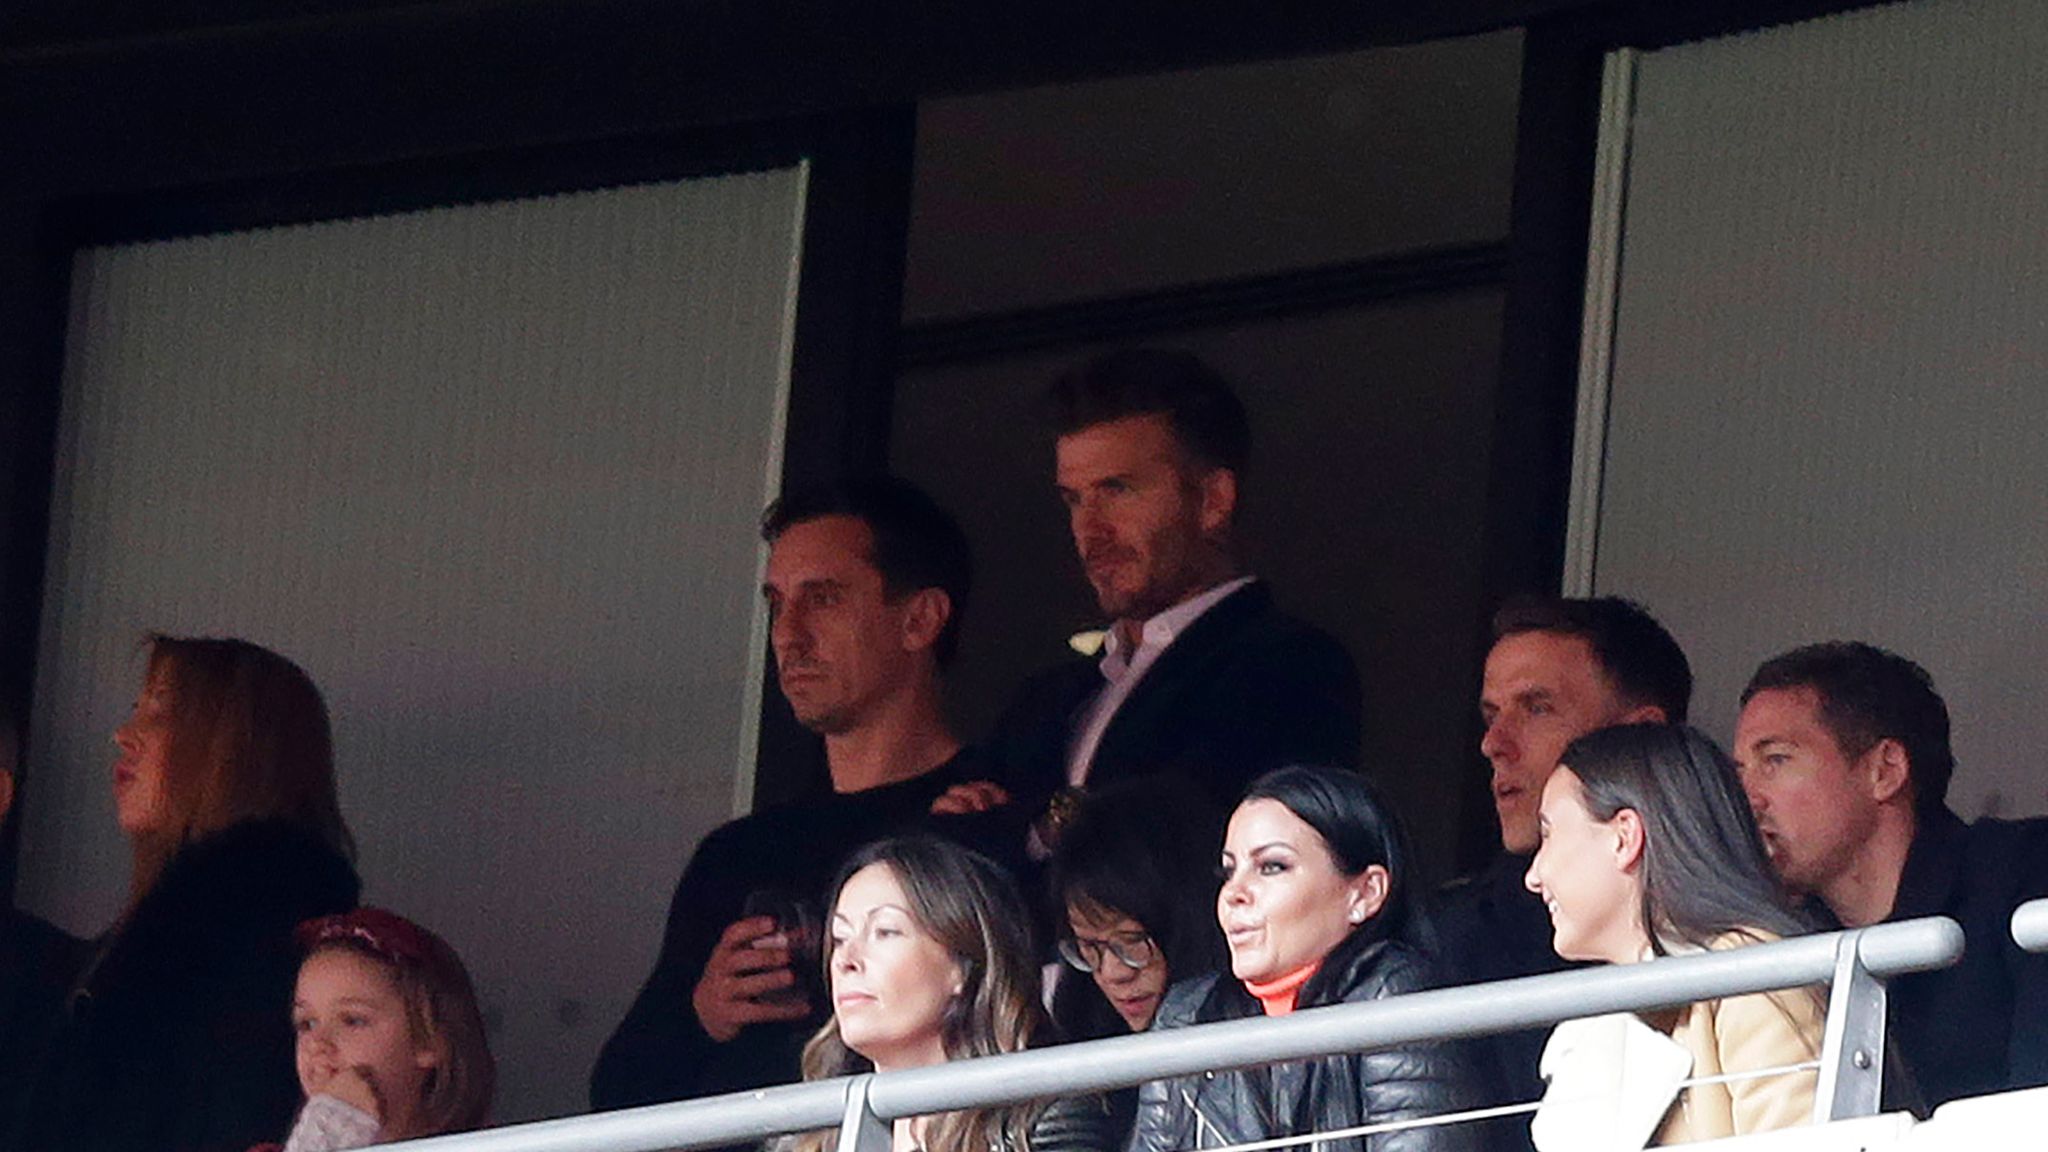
0 85 912 898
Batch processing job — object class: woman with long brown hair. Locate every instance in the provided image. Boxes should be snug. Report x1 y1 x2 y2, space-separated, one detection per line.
17 636 360 1152
791 836 1114 1152
1523 723 1825 1146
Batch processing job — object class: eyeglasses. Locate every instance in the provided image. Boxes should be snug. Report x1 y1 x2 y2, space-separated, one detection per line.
1058 932 1157 973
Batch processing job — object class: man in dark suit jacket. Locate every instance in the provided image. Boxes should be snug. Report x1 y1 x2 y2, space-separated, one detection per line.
936 348 1360 841
1734 641 2048 1110
1434 595 1691 1140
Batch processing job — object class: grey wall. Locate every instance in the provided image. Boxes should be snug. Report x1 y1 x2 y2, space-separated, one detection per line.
21 169 806 1120
1584 0 2048 817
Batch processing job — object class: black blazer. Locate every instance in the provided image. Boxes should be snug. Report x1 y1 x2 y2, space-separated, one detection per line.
985 581 1362 811
1882 807 2048 1109
1430 853 1577 1152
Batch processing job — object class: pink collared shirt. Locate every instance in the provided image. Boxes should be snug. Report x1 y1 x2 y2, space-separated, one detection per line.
1063 575 1257 786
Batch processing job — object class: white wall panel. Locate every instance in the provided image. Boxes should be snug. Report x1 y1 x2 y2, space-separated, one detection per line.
1584 0 2048 817
21 167 807 1119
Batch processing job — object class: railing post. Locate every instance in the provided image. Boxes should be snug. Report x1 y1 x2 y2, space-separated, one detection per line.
838 1074 891 1152
1813 928 1887 1122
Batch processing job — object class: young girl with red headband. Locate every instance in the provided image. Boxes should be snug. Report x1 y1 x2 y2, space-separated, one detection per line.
262 907 496 1151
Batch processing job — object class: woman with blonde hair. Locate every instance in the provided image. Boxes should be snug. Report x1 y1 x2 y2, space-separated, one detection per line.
792 836 1115 1152
18 636 360 1152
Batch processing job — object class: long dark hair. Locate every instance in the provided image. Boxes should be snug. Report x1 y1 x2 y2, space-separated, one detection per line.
797 837 1049 1152
1237 765 1421 991
1048 781 1228 1039
1559 723 1814 953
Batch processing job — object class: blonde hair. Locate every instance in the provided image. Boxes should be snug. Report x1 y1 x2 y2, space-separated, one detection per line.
795 838 1049 1152
128 635 354 904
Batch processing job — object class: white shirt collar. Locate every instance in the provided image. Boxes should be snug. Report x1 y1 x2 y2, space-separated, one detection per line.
1100 575 1256 677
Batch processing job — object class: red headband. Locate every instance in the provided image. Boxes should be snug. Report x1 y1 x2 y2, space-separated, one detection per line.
296 906 441 972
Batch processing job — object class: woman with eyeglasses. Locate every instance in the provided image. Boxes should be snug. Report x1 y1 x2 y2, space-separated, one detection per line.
1048 783 1228 1040
1129 765 1486 1152
1045 784 1228 1145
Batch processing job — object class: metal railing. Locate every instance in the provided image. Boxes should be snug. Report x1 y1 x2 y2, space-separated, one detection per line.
2013 898 2048 953
384 916 1965 1152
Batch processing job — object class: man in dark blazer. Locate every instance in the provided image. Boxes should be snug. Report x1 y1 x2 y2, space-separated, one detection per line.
1434 594 1691 1142
937 349 1360 843
1734 641 2048 1110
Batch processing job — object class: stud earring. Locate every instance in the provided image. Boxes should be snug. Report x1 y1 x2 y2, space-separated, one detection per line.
1348 908 1366 924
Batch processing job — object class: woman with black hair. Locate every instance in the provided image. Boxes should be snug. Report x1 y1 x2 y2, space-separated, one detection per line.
1048 782 1228 1041
1047 784 1228 1146
1523 723 1824 1146
1129 765 1486 1152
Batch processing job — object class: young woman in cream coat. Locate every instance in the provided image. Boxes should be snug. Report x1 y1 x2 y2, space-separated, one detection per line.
1524 724 1825 1146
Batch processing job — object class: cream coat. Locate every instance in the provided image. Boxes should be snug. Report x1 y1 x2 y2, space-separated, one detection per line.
1648 979 1824 1144
1534 930 1825 1149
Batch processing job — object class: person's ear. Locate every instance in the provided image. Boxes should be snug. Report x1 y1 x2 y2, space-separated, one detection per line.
1197 467 1238 536
899 588 952 655
1611 808 1646 873
0 769 15 823
1867 738 1912 805
413 1035 445 1071
1620 703 1667 725
1345 864 1392 926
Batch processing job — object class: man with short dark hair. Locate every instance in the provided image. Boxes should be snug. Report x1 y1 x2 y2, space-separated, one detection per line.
1436 595 1692 1122
1734 641 2048 1108
1480 596 1694 857
943 348 1361 844
591 477 1004 1111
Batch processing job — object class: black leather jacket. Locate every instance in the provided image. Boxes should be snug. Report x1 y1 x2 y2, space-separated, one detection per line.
1024 1093 1120 1152
1128 938 1487 1152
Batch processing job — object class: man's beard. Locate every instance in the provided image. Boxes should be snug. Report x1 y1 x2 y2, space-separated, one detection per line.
793 700 857 736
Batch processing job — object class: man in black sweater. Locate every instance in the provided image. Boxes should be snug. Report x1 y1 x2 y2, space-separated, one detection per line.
590 477 1011 1111
1735 641 2048 1109
1435 596 1692 1129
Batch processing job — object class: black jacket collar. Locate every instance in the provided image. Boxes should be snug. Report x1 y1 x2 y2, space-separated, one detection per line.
1889 806 1969 922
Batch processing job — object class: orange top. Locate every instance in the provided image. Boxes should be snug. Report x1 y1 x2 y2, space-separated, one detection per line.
1245 960 1322 1017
